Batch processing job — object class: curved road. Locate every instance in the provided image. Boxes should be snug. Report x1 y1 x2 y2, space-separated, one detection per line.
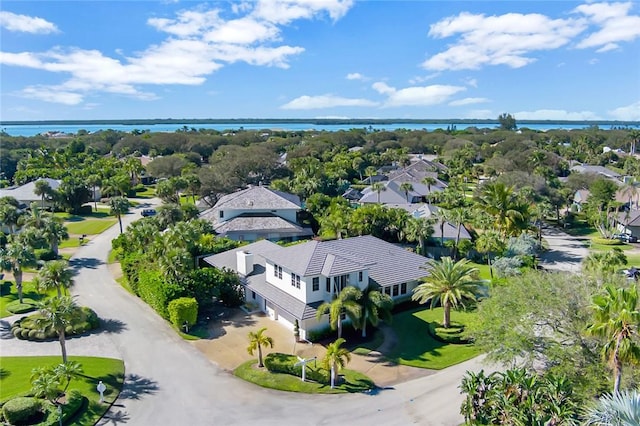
4 204 498 426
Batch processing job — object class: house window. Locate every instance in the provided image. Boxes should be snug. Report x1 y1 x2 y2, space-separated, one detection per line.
400 283 407 295
252 291 256 300
312 277 319 291
219 210 224 219
359 271 363 282
274 264 278 277
384 287 391 296
326 277 331 292
291 273 301 289
296 275 301 289
392 284 399 297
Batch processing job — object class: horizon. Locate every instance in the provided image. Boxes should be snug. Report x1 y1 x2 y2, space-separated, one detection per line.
1 1 639 122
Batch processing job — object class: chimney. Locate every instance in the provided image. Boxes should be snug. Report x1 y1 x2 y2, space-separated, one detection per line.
237 251 253 276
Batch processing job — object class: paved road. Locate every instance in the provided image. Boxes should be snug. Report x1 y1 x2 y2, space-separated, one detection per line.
2 201 495 426
538 224 589 272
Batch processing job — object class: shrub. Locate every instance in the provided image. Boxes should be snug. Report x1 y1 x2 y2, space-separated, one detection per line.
592 237 623 246
39 390 85 426
427 322 469 344
168 297 198 329
2 397 41 425
119 252 147 294
10 307 99 341
137 269 185 319
35 248 58 261
264 353 329 384
306 326 333 343
493 256 523 277
76 205 93 215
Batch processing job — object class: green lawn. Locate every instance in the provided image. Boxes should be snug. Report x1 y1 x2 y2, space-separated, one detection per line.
624 252 640 266
133 185 156 198
54 210 111 221
65 219 117 235
0 356 124 425
467 262 492 280
234 360 374 393
0 281 42 318
386 307 481 369
59 238 81 249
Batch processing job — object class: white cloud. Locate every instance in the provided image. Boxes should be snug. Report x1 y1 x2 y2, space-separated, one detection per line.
346 72 364 80
574 2 640 50
408 73 440 84
1 0 354 105
280 94 378 109
372 82 466 107
514 109 601 120
608 101 640 121
0 11 59 34
463 77 478 88
423 11 586 71
449 97 489 106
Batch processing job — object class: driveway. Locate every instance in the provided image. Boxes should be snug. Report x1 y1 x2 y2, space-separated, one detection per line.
538 224 589 272
2 198 493 426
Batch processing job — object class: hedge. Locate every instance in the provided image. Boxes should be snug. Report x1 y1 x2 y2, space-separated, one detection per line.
264 353 329 384
2 397 42 425
39 390 85 426
11 307 99 341
6 299 38 314
137 269 184 319
592 237 623 246
168 297 198 329
427 322 469 344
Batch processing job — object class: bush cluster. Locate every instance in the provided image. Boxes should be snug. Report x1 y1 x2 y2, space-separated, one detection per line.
427 322 469 344
264 353 329 384
2 397 42 425
11 306 99 341
592 237 623 246
168 297 198 329
6 299 38 314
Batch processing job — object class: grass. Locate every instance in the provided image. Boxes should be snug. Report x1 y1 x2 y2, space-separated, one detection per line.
65 219 117 235
54 210 111 221
234 360 375 394
107 249 119 264
624 253 640 266
386 307 481 369
59 238 81 249
467 262 492 281
0 281 44 318
134 185 156 198
0 356 124 425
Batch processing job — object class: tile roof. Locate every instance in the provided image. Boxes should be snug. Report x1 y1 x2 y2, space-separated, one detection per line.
212 214 313 236
0 178 61 203
213 186 302 210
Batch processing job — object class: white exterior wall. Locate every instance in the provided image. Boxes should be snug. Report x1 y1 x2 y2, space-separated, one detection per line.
266 261 307 302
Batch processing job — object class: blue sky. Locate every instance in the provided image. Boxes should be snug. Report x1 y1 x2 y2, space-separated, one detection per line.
1 1 639 121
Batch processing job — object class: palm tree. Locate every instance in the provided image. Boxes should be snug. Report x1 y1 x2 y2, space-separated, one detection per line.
85 174 102 211
358 284 393 338
54 361 84 394
316 286 362 339
412 257 485 328
320 212 348 240
20 203 51 229
41 216 69 257
449 207 471 259
0 236 37 304
36 296 78 363
403 217 434 256
321 337 351 389
34 179 53 209
399 182 414 203
422 176 438 205
30 368 63 405
475 182 527 237
109 196 130 234
247 327 274 368
38 260 74 297
0 202 22 234
433 207 451 247
584 389 640 425
370 182 386 204
586 284 640 394
474 230 505 279
124 157 144 186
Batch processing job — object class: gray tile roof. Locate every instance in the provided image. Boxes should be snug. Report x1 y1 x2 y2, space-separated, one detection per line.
571 164 621 179
213 214 313 236
0 178 61 203
213 186 302 210
202 240 281 273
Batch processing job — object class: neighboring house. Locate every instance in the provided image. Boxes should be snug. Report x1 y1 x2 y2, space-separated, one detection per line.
359 179 444 205
199 186 313 242
574 186 640 212
616 210 640 237
572 189 590 212
570 164 622 181
410 204 471 242
0 178 61 209
203 235 430 339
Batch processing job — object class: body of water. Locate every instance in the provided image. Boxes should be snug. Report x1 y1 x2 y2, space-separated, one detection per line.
1 121 638 137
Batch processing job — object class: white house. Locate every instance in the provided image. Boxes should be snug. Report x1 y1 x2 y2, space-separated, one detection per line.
0 178 61 209
199 186 313 242
203 235 430 339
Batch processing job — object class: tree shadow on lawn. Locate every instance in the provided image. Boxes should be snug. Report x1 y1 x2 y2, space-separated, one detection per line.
384 311 448 364
69 257 104 270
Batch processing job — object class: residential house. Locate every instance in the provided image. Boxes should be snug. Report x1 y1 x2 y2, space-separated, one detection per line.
616 210 640 238
203 235 430 339
570 164 622 181
199 186 313 242
0 178 61 209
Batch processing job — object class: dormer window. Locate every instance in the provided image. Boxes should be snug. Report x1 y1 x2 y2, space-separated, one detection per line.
219 210 224 219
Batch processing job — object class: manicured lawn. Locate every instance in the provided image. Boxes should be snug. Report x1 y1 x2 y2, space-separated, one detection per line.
467 262 492 280
54 211 111 221
0 281 43 318
624 252 640 266
59 238 81 249
590 242 634 251
65 219 117 235
0 356 124 425
386 307 481 369
234 360 374 394
134 185 156 198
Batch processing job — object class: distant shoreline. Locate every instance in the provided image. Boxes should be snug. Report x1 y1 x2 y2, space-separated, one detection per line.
2 118 639 126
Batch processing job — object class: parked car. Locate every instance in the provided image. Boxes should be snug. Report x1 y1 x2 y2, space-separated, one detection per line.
141 208 156 217
613 233 638 243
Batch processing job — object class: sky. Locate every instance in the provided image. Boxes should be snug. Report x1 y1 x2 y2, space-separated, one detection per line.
1 1 639 122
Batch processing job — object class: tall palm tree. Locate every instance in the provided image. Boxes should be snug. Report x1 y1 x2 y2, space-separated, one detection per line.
20 203 51 229
316 286 362 339
449 207 471 259
109 196 130 234
124 157 144 186
38 260 74 297
322 337 351 389
36 295 78 363
474 182 527 237
412 257 485 328
422 176 438 205
403 217 434 256
85 174 102 211
0 202 22 234
358 284 393 338
247 327 274 368
474 230 505 279
40 216 69 257
34 179 53 209
586 284 640 394
433 207 451 247
370 182 386 204
399 182 414 203
0 236 37 304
